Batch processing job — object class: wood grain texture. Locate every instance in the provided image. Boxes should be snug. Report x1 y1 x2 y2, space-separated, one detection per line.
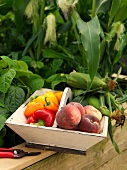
97 149 127 170
24 109 127 170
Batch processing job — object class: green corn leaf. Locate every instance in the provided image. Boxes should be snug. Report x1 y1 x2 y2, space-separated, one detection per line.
108 120 120 153
13 0 29 34
75 12 101 80
108 0 121 25
113 33 127 65
96 0 111 15
114 0 127 22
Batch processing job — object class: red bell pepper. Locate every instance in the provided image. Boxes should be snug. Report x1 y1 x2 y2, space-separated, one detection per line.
27 109 55 127
27 115 37 124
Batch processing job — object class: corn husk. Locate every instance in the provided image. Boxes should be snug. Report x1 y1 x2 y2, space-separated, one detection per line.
57 0 78 13
25 0 39 19
44 13 56 45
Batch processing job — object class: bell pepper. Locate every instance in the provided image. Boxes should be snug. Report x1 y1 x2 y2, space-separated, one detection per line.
24 102 44 118
31 95 46 105
27 109 55 127
44 97 58 114
54 91 63 104
43 91 59 106
27 115 37 124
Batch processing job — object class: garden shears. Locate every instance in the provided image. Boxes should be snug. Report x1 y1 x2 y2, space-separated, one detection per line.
0 148 41 158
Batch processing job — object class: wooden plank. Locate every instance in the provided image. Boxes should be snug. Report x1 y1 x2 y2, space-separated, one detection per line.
24 120 127 169
0 143 56 170
97 149 127 170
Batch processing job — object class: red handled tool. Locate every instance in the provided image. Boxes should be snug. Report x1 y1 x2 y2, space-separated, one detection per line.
0 148 41 158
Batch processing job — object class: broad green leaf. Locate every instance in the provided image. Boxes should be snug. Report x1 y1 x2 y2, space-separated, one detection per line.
1 56 28 70
46 74 67 89
108 0 121 25
20 56 33 66
45 59 63 78
0 115 6 130
0 107 9 115
5 86 25 112
52 59 63 72
114 0 127 22
0 92 6 105
1 56 33 78
30 61 44 70
15 69 32 78
22 74 44 92
0 60 8 71
75 12 100 80
0 69 16 93
1 56 18 68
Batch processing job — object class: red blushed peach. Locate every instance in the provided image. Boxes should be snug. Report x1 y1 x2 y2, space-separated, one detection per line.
69 102 85 116
78 114 101 133
56 103 81 130
84 105 102 121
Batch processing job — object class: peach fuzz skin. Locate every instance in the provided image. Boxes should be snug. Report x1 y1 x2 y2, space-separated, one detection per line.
56 103 81 130
78 114 101 133
84 105 102 121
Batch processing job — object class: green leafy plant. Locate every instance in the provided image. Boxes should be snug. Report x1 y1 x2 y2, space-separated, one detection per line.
0 56 44 146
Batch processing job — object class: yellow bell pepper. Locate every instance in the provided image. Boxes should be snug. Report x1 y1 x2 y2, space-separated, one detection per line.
32 95 46 105
43 91 59 106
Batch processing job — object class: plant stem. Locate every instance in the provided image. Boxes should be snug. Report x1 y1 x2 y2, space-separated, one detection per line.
28 48 35 60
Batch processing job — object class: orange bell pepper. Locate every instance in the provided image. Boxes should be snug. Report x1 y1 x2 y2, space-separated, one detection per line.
24 102 44 118
44 97 59 114
54 91 63 104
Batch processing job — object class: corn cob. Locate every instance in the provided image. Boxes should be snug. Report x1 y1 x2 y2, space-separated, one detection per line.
88 95 101 110
67 71 107 90
88 95 111 117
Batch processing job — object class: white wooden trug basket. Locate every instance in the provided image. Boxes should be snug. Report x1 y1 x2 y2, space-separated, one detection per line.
5 87 108 154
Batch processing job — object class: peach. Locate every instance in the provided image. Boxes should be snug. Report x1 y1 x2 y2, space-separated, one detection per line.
78 114 101 133
84 105 102 120
56 103 81 130
69 102 85 116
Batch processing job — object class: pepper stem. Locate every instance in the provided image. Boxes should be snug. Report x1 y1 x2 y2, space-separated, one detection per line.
45 97 51 106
